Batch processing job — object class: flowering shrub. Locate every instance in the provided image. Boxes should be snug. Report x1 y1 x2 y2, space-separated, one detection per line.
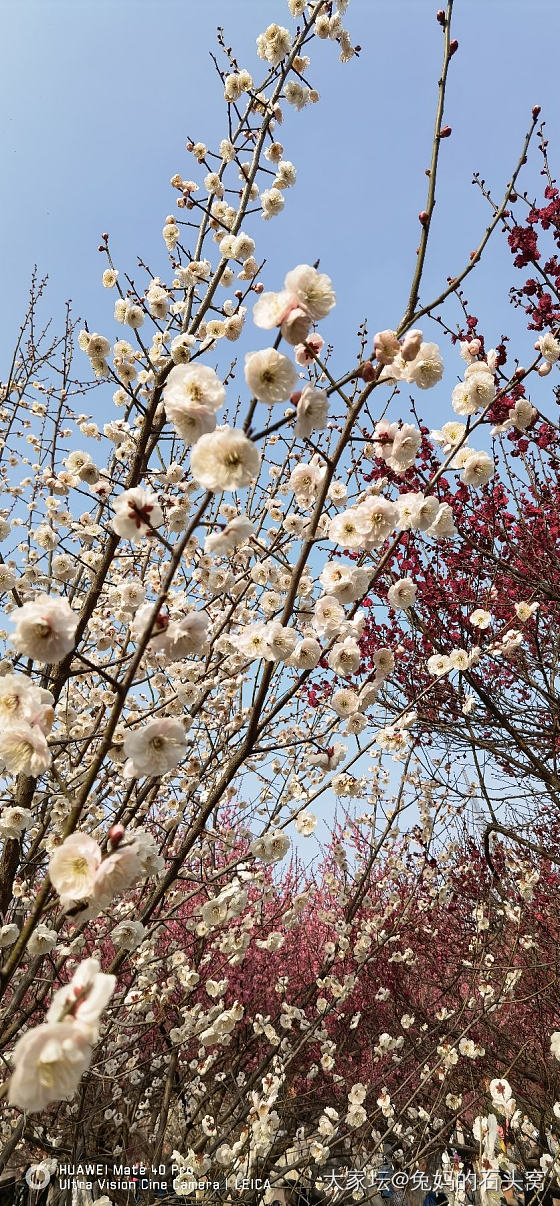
1 0 560 1200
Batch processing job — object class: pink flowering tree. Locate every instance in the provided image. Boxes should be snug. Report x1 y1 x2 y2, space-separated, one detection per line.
1 0 560 1199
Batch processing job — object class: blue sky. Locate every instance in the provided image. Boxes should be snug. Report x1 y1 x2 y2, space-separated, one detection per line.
2 0 560 414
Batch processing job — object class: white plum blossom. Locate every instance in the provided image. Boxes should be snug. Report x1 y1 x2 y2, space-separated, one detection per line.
0 3 555 1160
0 924 19 947
8 1023 94 1113
47 958 115 1037
461 450 495 487
373 421 421 473
123 717 188 778
289 461 324 504
0 564 17 592
238 625 269 659
295 386 329 437
308 743 346 772
328 638 361 676
328 510 364 548
163 362 225 410
294 811 318 836
224 69 253 102
167 612 209 658
320 562 370 604
27 924 57 955
374 648 395 678
470 608 492 629
263 622 298 662
449 647 470 670
287 636 322 669
201 897 228 928
256 23 292 65
191 427 261 491
280 306 311 345
387 578 417 610
112 487 164 542
250 830 291 863
111 920 146 950
205 515 255 554
515 600 539 621
295 332 324 365
0 805 33 839
91 843 143 907
130 828 165 878
244 348 299 403
284 264 336 320
427 502 457 539
400 329 423 361
0 721 51 776
9 595 78 663
427 653 452 676
508 397 537 430
163 401 217 445
49 833 102 908
331 688 359 717
253 291 296 329
431 420 468 450
376 725 410 756
452 367 495 416
372 419 399 459
538 333 560 363
313 596 345 636
396 492 439 532
489 1077 512 1103
346 1103 367 1127
260 188 285 220
354 496 399 547
8 959 115 1112
405 342 444 389
130 603 172 653
385 424 422 473
374 330 401 364
49 829 160 911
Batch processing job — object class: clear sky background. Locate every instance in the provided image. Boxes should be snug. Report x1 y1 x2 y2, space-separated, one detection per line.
2 0 560 420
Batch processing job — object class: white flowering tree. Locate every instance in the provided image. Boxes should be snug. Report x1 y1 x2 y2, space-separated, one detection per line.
2 1 560 1202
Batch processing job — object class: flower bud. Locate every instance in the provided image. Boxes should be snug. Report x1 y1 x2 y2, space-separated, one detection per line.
108 824 126 848
449 39 459 55
374 330 401 365
419 210 430 227
360 360 376 382
532 105 541 120
439 125 452 138
281 307 312 345
538 361 552 377
401 329 423 362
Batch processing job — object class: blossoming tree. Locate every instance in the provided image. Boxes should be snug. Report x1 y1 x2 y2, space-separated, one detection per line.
2 0 560 1201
